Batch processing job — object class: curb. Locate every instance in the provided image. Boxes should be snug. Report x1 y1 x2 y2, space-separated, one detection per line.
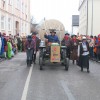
90 59 100 63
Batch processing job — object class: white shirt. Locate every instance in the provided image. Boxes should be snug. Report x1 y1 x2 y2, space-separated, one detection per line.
82 42 89 56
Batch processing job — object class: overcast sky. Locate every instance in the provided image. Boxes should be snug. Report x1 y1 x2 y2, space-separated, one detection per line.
30 0 79 32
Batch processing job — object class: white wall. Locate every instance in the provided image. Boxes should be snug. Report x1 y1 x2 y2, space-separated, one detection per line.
88 0 92 36
79 0 87 35
79 0 100 36
93 0 100 36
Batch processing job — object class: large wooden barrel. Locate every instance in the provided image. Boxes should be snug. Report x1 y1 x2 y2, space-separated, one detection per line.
38 19 65 41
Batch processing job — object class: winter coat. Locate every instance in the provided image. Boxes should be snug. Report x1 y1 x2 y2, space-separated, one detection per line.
70 39 79 60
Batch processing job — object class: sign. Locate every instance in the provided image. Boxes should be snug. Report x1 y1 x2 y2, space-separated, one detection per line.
50 46 60 62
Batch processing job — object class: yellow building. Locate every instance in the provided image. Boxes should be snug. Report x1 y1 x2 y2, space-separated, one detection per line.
0 0 30 36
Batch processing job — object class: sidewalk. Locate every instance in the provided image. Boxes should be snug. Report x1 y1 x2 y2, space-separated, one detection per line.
0 58 6 62
90 58 100 63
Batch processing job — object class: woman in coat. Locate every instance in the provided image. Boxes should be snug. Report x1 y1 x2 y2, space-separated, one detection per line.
70 35 79 64
78 36 90 73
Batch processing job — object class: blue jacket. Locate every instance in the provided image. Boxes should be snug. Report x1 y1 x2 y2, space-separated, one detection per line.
0 37 4 55
44 35 60 43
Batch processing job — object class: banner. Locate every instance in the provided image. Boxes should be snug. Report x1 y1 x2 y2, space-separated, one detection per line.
51 46 60 62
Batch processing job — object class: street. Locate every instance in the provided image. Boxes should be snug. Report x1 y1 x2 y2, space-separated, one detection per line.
0 53 100 100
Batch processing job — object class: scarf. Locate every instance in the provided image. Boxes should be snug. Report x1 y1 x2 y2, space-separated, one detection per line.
64 36 69 40
72 38 76 42
98 38 100 42
32 35 36 39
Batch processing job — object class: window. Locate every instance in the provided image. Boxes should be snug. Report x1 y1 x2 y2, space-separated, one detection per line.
1 16 5 30
22 23 24 32
22 2 24 13
17 0 20 9
25 24 27 33
25 5 27 14
2 0 6 8
9 0 12 5
8 18 11 31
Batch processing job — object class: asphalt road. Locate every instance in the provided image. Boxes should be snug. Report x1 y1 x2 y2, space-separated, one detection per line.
0 52 100 100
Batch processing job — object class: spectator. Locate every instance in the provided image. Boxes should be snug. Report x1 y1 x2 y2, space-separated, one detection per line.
97 34 100 61
7 38 12 59
0 32 4 57
3 33 7 58
89 36 95 59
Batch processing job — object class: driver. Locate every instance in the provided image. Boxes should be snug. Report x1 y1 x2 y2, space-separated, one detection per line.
44 30 60 44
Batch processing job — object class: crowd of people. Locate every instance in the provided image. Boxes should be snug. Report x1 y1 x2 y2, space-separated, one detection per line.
44 30 100 72
61 33 100 72
62 33 100 61
1 30 100 72
0 32 26 61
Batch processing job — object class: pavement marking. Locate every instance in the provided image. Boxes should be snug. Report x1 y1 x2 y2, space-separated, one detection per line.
60 80 76 100
21 66 33 100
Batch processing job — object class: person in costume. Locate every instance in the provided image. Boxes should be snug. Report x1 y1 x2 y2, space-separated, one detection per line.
70 35 79 64
89 35 95 59
0 32 4 57
25 35 34 66
62 33 71 58
0 32 2 56
17 34 22 52
3 33 7 58
32 32 40 64
79 36 90 73
7 38 12 59
97 34 100 61
44 30 60 44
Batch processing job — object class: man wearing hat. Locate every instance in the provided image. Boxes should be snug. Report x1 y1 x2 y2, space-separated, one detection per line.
25 35 34 66
63 32 71 58
70 34 78 64
32 32 40 64
44 29 59 43
78 36 90 72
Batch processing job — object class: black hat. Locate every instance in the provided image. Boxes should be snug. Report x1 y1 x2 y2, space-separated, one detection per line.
32 32 37 35
27 35 32 41
65 33 69 35
50 29 56 33
71 34 77 38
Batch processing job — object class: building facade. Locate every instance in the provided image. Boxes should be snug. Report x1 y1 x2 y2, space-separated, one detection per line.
79 0 100 36
0 0 30 36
